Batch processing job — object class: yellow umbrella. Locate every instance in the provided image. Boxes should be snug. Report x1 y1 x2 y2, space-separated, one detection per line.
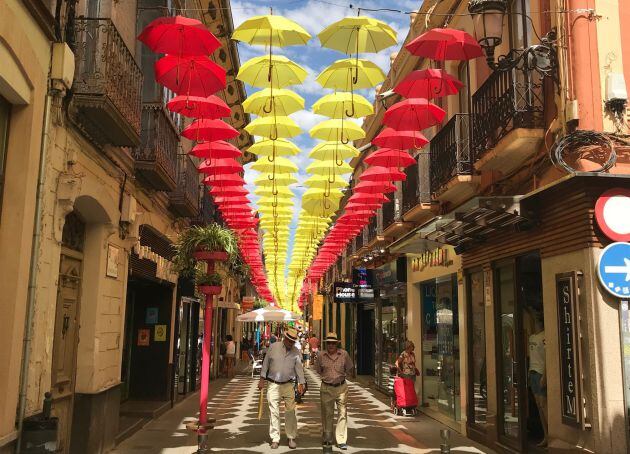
304 175 349 189
245 116 302 139
310 119 365 142
301 200 340 215
249 139 300 157
309 141 359 161
254 174 298 186
318 16 397 54
312 92 374 118
301 188 344 199
251 156 299 173
243 88 305 117
232 15 311 47
317 59 385 90
238 55 307 88
258 198 294 207
306 160 353 175
254 186 294 197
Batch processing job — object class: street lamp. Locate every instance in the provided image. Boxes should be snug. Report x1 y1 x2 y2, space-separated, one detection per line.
468 0 557 78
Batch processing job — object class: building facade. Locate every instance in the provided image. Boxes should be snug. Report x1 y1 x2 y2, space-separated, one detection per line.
0 1 250 453
320 0 630 452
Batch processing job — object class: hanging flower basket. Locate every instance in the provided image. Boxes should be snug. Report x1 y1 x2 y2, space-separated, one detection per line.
198 285 223 296
193 250 229 262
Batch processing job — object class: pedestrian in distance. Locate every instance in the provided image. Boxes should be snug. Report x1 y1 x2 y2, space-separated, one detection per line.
225 334 236 378
318 332 354 450
395 340 419 381
258 328 306 450
308 332 320 366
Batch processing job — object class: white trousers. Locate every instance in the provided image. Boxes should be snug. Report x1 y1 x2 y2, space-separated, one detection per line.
320 382 348 444
267 382 297 442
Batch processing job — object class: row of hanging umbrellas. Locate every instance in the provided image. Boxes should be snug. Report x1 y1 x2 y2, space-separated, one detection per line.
286 15 397 309
138 15 274 302
299 28 483 305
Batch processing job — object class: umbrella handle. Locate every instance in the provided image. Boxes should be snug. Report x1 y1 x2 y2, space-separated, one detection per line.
340 134 349 145
263 97 273 113
335 149 344 167
345 103 355 118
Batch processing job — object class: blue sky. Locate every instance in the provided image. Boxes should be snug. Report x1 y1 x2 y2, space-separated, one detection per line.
231 0 422 268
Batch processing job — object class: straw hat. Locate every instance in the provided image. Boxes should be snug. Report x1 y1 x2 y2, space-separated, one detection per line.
324 332 339 343
284 328 298 342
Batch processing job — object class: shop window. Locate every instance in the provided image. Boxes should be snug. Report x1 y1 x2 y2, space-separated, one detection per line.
0 96 10 218
421 275 460 421
467 270 487 426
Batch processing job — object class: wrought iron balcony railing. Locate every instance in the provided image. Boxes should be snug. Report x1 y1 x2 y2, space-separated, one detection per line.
69 18 143 146
192 190 222 226
401 157 420 214
471 67 544 159
382 193 395 230
169 155 200 218
133 103 178 191
430 113 472 192
355 228 364 250
367 214 378 243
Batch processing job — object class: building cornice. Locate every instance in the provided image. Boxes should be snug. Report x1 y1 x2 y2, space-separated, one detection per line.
21 0 56 41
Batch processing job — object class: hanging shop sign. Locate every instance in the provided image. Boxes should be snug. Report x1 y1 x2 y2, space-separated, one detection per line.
357 287 375 300
334 282 356 303
241 296 255 313
313 294 323 320
595 188 630 242
556 272 582 426
353 267 374 287
597 242 630 299
411 247 453 272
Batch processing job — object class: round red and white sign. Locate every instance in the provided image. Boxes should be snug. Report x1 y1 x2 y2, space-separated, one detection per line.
595 188 630 242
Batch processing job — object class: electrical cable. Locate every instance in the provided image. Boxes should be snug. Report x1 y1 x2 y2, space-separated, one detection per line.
550 130 625 173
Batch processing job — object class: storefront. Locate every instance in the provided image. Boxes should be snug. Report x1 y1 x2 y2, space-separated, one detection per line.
373 258 407 393
394 240 464 431
411 175 630 453
174 276 202 399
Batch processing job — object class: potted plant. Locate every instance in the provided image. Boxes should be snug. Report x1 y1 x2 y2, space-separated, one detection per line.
196 272 223 296
173 224 238 277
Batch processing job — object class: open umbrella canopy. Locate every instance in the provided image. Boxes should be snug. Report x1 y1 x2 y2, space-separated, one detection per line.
198 158 243 174
245 116 302 139
318 16 397 54
309 119 366 141
190 141 242 159
242 88 305 116
349 192 389 203
317 59 386 90
232 15 311 47
306 160 353 175
394 69 464 99
209 186 248 196
312 92 374 118
238 55 308 88
309 141 359 160
365 149 417 168
373 127 429 150
248 138 301 157
203 173 245 186
254 173 298 186
405 28 483 61
155 55 226 97
304 175 349 189
360 165 407 182
138 16 221 56
251 156 299 173
166 95 230 119
383 98 446 131
254 186 295 198
182 119 240 142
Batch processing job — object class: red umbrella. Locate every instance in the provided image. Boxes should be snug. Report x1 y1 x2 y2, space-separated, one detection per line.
365 149 416 168
373 128 429 150
155 55 226 97
167 95 231 119
198 158 243 174
349 193 389 203
383 99 446 131
360 166 407 182
405 28 483 61
214 196 250 204
191 141 242 159
353 180 397 194
203 174 245 186
182 119 239 142
138 16 221 56
346 202 382 211
394 69 463 99
209 186 248 196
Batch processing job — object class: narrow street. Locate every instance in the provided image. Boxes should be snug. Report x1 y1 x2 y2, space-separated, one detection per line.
113 368 492 453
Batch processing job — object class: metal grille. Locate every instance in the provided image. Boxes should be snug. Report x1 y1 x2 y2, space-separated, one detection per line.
401 157 419 214
382 193 395 229
430 113 472 193
471 68 544 160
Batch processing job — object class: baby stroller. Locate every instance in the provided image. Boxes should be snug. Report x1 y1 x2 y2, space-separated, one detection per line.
390 367 419 416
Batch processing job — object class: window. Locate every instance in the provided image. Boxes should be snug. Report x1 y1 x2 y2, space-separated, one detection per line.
509 0 533 49
467 270 487 426
0 96 11 217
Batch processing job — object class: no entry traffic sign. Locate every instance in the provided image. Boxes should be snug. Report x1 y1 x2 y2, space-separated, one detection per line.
598 242 630 298
595 188 630 242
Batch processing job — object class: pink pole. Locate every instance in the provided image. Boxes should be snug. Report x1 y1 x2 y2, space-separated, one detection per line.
199 292 213 430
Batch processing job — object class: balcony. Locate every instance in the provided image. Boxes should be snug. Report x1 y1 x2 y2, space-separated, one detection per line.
430 113 479 205
169 155 199 218
69 18 142 147
133 103 178 191
367 214 378 244
192 191 223 226
471 68 545 173
400 154 432 223
382 193 395 229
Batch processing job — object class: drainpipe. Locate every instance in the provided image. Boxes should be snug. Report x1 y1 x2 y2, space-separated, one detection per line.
16 61 55 454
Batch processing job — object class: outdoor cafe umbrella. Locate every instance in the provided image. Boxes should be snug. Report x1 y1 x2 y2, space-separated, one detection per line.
237 306 302 322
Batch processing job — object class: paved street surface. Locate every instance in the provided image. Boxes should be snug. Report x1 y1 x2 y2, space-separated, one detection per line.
112 368 493 453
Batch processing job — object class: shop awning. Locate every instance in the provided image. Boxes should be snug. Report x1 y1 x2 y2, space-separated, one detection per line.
217 301 240 310
390 196 531 253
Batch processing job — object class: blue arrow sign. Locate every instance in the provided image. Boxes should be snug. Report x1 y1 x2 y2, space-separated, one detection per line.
598 242 630 299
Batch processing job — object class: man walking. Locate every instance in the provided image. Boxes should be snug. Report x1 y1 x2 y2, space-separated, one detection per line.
318 332 354 450
258 328 305 449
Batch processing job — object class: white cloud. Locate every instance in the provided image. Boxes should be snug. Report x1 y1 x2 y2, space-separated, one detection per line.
289 110 326 133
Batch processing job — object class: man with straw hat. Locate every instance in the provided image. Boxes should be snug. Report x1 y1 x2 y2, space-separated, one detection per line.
318 332 354 450
258 327 305 449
